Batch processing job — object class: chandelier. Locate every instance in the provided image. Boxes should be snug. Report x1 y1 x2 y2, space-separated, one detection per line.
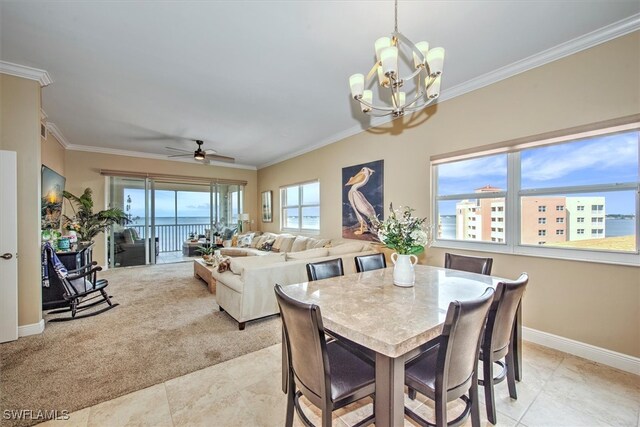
349 0 445 118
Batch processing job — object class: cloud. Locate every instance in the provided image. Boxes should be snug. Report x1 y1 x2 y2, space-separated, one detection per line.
438 155 507 179
521 133 638 182
186 203 210 210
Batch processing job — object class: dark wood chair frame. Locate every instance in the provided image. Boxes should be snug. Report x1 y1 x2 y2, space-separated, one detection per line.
479 273 528 424
276 284 375 427
405 288 495 427
444 253 493 276
45 251 117 321
354 253 387 273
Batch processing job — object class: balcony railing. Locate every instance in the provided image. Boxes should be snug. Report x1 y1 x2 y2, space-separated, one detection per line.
128 223 221 253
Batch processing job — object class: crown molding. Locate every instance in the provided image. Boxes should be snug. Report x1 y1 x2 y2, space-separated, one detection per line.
0 60 52 87
65 144 257 170
45 123 71 148
258 14 640 170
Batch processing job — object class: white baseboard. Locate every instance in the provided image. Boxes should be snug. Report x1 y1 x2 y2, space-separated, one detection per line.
522 327 640 375
18 319 45 337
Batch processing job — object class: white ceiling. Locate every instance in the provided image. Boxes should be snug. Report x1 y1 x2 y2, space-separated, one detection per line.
1 1 638 169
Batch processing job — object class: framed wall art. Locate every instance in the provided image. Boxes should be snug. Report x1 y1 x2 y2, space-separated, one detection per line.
261 190 273 223
342 160 384 241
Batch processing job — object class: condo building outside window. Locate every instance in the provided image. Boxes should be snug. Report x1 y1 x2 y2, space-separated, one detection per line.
280 181 320 232
433 123 639 265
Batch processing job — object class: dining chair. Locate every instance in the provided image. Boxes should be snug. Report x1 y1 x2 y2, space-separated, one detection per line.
480 273 529 425
275 284 375 427
405 288 495 427
354 253 387 273
444 253 493 276
306 258 344 281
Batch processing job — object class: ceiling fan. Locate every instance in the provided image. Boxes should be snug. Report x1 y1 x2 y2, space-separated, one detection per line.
166 140 235 163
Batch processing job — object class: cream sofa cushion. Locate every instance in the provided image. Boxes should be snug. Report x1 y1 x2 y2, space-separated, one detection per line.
272 234 294 252
278 236 297 253
328 242 365 256
230 252 286 276
291 236 310 252
286 248 329 260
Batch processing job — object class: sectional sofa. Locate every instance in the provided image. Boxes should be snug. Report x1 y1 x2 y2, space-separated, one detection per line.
211 233 377 329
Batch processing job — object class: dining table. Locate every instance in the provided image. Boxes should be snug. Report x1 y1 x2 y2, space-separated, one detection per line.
279 264 522 427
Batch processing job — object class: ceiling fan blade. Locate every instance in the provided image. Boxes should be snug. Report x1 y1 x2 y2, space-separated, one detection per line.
206 154 235 162
204 149 218 154
165 146 191 153
167 153 192 158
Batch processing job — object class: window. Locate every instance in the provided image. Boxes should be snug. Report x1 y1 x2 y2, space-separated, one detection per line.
433 123 639 265
280 181 320 232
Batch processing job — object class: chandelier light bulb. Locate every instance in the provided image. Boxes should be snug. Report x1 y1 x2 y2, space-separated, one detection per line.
380 46 398 76
349 73 365 98
413 41 429 69
426 47 445 76
375 37 392 61
361 90 373 112
426 75 441 99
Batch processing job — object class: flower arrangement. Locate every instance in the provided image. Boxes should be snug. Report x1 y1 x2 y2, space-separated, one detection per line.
373 204 432 255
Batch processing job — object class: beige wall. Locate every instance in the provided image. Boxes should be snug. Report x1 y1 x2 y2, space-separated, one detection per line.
41 131 65 176
0 74 43 327
64 150 258 264
258 33 640 357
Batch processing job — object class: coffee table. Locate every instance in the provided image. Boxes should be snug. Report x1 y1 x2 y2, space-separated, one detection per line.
193 259 216 293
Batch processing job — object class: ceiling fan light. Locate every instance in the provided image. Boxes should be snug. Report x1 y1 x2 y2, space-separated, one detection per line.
375 36 392 61
426 47 445 77
194 151 205 161
349 73 365 98
380 46 398 76
413 41 429 69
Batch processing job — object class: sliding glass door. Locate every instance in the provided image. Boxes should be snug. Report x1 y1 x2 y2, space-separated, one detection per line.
108 176 244 267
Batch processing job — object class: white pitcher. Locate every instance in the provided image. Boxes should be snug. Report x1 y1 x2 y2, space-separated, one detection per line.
391 253 418 287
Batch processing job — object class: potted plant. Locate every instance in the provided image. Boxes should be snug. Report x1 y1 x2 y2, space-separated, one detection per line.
63 188 128 244
197 245 215 264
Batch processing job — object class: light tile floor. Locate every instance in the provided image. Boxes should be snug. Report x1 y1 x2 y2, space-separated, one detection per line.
39 342 639 427
155 251 195 264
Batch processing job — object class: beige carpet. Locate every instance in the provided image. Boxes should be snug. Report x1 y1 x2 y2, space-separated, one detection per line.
0 262 281 426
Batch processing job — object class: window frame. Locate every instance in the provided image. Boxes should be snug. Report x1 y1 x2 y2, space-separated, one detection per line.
431 121 640 266
279 180 320 234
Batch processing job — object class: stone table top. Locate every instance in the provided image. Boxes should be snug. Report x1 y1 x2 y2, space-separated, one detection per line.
280 265 505 358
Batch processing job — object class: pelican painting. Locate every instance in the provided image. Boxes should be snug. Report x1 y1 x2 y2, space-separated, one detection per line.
342 160 384 241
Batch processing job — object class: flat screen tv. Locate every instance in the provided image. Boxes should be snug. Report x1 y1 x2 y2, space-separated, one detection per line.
41 165 65 230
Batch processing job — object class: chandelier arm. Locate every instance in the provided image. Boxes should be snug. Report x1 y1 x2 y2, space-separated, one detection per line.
365 62 380 83
358 98 396 112
403 98 437 113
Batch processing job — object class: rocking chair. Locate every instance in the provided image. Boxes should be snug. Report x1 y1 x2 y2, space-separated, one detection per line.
42 243 118 321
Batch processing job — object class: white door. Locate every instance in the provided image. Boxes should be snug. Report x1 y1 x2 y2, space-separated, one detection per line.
0 150 18 342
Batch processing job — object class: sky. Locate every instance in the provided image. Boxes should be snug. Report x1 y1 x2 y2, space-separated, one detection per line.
438 131 639 215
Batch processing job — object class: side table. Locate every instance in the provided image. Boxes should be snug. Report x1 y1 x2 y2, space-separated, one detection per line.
193 259 216 294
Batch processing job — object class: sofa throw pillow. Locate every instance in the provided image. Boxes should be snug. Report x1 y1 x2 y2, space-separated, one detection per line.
250 235 262 248
217 257 232 273
307 238 330 250
290 236 309 252
286 248 329 260
279 236 297 253
258 238 276 251
238 233 255 248
328 242 365 256
273 234 294 252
